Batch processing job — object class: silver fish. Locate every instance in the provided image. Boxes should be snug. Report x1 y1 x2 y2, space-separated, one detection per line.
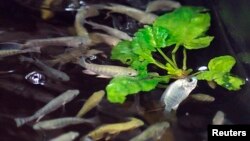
23 36 91 48
33 117 96 130
89 32 121 47
0 42 40 57
95 3 158 24
130 121 170 141
212 111 224 125
50 131 79 141
146 0 181 13
161 77 197 112
190 93 215 102
20 56 70 81
85 21 132 41
77 57 138 78
14 89 79 127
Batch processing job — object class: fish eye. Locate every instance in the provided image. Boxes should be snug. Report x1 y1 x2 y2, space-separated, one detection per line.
128 72 133 76
187 78 193 82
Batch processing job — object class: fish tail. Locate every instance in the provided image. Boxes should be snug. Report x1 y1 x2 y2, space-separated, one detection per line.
14 118 27 127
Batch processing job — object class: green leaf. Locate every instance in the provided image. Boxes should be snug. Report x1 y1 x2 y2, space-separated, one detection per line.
134 26 169 50
184 36 214 49
208 55 236 73
111 41 138 65
197 55 245 91
214 73 245 91
106 76 170 103
154 6 213 49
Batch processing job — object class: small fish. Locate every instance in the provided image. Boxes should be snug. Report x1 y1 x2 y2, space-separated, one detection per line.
33 117 97 130
212 111 224 125
81 117 144 141
23 36 91 48
50 132 79 141
47 47 102 66
0 42 40 58
145 0 181 13
89 32 121 47
85 21 132 41
77 57 138 78
161 77 197 112
130 121 170 141
95 3 158 24
190 94 215 102
40 0 55 20
20 56 70 81
76 90 105 117
14 89 79 127
50 131 79 141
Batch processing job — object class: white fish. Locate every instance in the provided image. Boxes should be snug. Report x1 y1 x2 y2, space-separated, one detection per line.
161 77 197 112
14 89 79 127
130 121 170 141
19 56 70 81
95 3 158 24
212 111 224 125
77 57 138 78
85 21 132 41
89 32 121 47
146 0 181 13
33 117 96 130
50 131 79 141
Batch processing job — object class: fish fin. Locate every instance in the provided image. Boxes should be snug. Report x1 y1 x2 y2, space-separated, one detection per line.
82 70 97 75
14 118 27 127
36 115 44 122
23 46 41 53
96 74 111 78
172 104 179 111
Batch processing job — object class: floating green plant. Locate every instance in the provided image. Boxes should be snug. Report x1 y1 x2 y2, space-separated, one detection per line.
106 6 245 103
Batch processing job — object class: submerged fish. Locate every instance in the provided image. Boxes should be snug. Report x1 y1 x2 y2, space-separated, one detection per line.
76 90 105 117
0 42 40 58
40 0 55 20
95 3 158 24
47 47 102 66
145 0 181 13
130 121 170 141
50 131 79 141
212 111 224 125
20 56 70 81
190 93 215 102
33 117 97 130
23 36 91 48
14 89 79 127
85 21 132 41
161 77 197 112
77 57 138 78
89 32 121 47
81 117 144 141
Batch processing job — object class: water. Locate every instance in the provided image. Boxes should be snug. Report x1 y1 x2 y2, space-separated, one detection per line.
0 0 250 141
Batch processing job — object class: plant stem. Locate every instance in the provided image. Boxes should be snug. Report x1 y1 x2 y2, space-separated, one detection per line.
152 60 167 70
172 44 180 67
182 48 187 70
156 48 177 69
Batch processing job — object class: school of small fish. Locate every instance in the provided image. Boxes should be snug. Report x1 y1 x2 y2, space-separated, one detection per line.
0 1 227 141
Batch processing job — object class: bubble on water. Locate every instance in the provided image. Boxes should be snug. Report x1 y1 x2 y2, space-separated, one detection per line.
25 71 46 85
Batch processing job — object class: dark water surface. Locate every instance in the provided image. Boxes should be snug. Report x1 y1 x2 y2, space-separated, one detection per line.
0 0 250 141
